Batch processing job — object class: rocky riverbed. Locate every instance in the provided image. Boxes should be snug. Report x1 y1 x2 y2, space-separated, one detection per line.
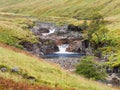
43 57 80 71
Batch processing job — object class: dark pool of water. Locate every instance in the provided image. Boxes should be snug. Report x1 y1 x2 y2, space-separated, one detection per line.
41 53 85 58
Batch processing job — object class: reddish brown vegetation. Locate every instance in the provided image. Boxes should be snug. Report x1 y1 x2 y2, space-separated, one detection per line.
0 77 62 90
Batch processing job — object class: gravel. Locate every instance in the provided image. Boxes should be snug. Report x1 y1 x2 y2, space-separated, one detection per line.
43 57 80 71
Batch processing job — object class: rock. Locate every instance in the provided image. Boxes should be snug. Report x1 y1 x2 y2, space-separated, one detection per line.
44 58 81 70
12 67 19 72
111 73 118 79
67 40 83 53
85 48 94 56
21 22 86 57
27 76 36 82
39 28 49 33
31 26 50 35
68 69 76 72
40 39 59 54
0 68 7 72
20 41 34 51
56 38 69 45
68 24 83 32
111 73 120 85
107 84 112 87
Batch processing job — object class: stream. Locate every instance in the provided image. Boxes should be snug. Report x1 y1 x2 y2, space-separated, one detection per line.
22 22 86 70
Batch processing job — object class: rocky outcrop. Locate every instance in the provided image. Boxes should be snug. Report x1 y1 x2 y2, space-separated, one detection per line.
20 41 42 56
68 24 83 32
40 39 59 53
21 22 87 57
55 38 69 45
67 40 83 53
31 26 49 35
20 39 59 56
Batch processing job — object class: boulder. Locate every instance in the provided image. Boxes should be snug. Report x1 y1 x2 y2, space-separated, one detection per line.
38 28 49 33
68 24 83 32
0 68 7 72
56 38 69 45
12 67 19 72
67 40 83 53
111 73 120 85
32 27 49 35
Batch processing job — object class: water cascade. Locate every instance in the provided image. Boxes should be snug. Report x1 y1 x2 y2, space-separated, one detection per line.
55 44 73 54
42 28 55 36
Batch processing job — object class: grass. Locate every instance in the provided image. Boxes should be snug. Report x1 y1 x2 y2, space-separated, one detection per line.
0 43 117 90
0 0 119 37
0 0 119 42
0 0 119 18
0 12 38 48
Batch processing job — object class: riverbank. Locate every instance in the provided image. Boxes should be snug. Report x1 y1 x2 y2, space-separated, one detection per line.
43 57 80 71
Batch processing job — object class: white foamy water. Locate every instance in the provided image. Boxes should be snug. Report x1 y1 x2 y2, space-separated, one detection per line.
42 28 55 36
55 44 74 54
49 28 55 34
42 44 84 58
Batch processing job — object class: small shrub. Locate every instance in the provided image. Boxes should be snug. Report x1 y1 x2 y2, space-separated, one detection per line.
76 56 107 80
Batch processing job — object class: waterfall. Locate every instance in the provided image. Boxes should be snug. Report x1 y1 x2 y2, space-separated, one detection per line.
49 28 55 34
43 44 83 58
42 28 55 36
58 44 69 53
55 44 73 54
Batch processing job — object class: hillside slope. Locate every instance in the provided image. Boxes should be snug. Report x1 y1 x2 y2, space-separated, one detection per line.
0 0 119 30
0 1 119 90
0 12 38 48
0 43 116 90
0 0 119 19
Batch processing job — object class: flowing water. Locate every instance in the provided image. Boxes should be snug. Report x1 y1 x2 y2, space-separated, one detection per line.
41 27 84 58
55 44 72 54
43 44 84 58
40 26 84 70
42 28 55 36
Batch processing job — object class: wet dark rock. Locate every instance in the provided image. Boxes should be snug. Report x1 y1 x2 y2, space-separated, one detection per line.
113 66 119 73
32 27 49 35
40 39 59 54
68 24 83 32
20 41 34 51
